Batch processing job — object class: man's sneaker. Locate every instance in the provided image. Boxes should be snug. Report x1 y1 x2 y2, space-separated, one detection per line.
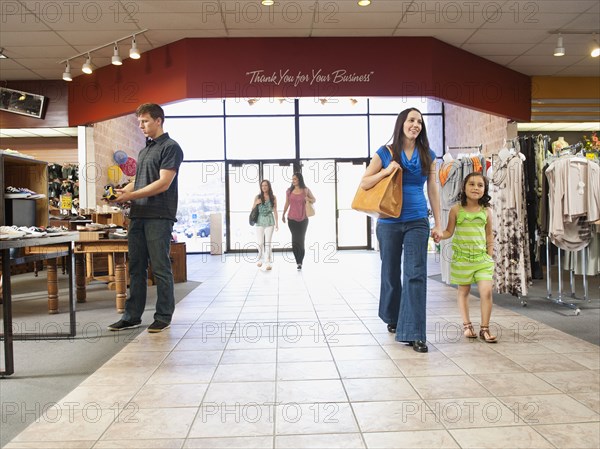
107 320 141 331
147 320 170 333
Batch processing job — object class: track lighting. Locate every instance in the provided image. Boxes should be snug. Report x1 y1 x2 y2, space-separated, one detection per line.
553 34 565 57
82 54 93 74
58 29 147 81
111 43 122 65
62 61 72 81
550 30 600 58
590 33 600 58
129 36 141 59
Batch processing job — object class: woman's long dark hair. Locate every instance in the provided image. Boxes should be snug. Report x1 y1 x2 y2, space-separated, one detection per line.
389 107 432 175
288 172 307 192
460 172 491 207
258 179 275 204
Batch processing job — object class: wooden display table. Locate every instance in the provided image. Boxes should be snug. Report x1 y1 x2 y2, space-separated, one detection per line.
26 241 187 314
1 233 79 376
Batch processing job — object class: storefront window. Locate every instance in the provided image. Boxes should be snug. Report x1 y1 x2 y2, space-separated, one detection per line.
226 117 296 159
369 97 442 114
299 96 368 114
174 162 225 253
163 98 223 116
299 116 368 158
167 118 225 160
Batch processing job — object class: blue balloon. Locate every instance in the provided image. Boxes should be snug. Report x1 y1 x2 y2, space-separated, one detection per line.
113 150 128 165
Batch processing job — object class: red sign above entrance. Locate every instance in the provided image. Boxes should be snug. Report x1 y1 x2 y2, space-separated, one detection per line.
67 37 531 125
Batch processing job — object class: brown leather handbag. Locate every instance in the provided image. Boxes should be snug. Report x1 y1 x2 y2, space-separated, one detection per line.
351 147 403 218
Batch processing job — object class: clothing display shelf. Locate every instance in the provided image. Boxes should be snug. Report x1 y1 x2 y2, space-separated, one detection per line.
0 153 49 228
531 145 600 315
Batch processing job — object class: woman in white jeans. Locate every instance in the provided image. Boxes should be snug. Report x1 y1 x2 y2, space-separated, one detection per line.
252 180 278 270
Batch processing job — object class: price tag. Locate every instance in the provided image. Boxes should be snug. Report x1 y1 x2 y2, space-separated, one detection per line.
60 193 72 210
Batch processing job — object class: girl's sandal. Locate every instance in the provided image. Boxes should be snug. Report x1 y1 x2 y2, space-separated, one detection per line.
463 322 477 339
479 325 497 343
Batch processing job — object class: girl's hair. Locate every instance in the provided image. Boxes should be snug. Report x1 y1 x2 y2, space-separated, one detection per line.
288 172 307 191
460 172 491 207
258 179 274 204
389 107 432 175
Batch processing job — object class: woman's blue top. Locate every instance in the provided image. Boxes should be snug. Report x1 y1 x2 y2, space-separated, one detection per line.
376 145 435 223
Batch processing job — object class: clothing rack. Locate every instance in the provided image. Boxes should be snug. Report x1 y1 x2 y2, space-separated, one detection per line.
536 237 591 315
534 151 597 315
446 144 483 151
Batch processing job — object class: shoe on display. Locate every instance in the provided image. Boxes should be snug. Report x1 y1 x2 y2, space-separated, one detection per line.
0 226 26 239
102 185 118 201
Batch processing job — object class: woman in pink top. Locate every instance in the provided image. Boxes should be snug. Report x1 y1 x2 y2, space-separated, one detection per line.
282 172 316 270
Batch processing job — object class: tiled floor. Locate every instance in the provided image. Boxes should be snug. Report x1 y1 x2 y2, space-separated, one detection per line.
5 252 599 448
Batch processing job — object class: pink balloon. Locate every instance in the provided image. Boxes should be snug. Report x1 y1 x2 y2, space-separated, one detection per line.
120 158 137 176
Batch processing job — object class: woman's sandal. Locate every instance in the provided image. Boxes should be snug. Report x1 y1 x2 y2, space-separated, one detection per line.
463 322 477 339
479 325 497 343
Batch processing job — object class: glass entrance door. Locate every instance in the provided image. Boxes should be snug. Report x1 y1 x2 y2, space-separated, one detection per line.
335 161 370 249
226 161 294 253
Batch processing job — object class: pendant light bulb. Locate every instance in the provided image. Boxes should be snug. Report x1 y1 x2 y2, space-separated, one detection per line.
129 36 141 59
111 43 122 65
62 61 72 81
553 34 565 57
82 54 93 74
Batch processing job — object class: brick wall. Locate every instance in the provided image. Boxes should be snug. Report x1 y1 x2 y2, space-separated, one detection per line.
92 114 145 204
444 103 508 158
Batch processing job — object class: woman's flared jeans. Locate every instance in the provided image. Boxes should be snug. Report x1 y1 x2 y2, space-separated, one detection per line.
376 218 429 342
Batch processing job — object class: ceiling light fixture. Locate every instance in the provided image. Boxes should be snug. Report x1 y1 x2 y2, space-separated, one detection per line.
111 43 122 65
549 29 600 58
358 0 371 6
261 0 275 5
129 35 141 59
553 34 565 57
0 48 7 59
58 29 147 81
62 61 72 81
590 33 600 58
82 54 93 74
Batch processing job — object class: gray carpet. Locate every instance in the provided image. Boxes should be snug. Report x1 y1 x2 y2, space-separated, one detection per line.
429 268 600 346
0 271 200 447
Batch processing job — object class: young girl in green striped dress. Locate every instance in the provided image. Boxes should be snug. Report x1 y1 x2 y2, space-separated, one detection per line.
432 172 497 343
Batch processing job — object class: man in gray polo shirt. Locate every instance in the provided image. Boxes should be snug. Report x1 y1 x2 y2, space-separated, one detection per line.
108 103 184 333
